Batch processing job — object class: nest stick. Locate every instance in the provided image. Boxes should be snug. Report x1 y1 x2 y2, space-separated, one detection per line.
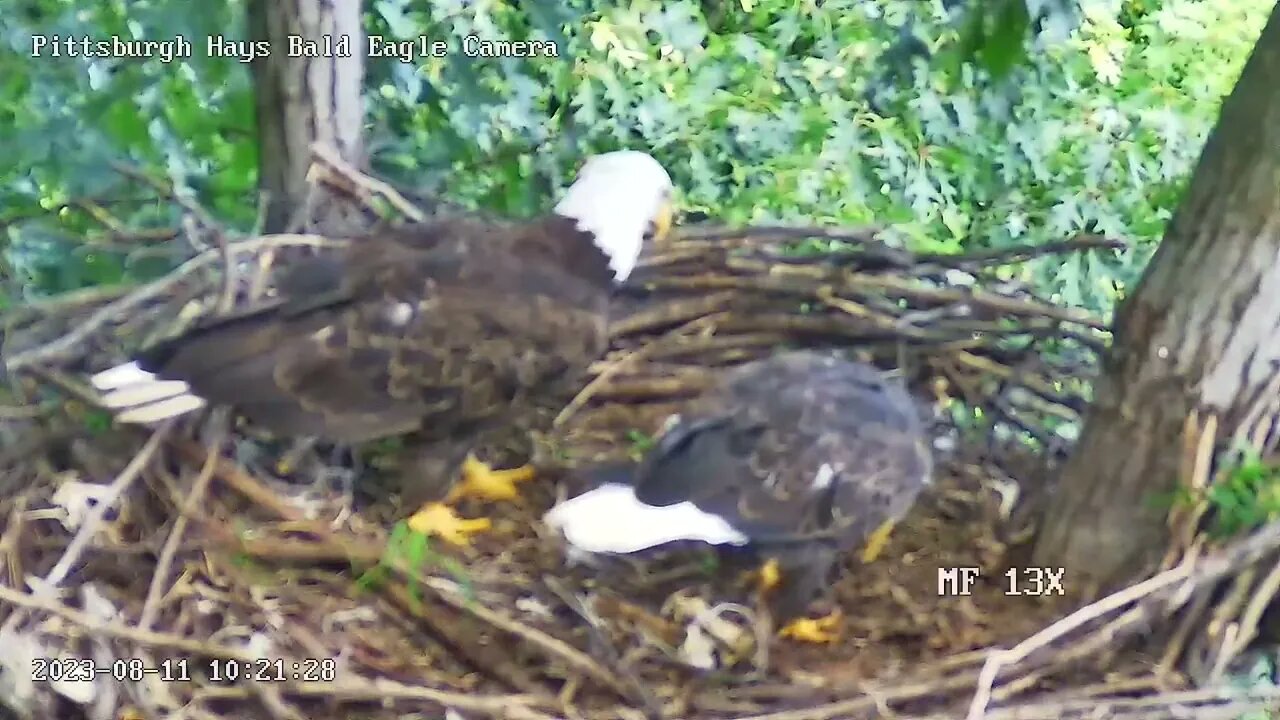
35 424 170 591
310 143 427 222
138 416 226 630
964 558 1199 720
420 575 637 702
4 234 345 372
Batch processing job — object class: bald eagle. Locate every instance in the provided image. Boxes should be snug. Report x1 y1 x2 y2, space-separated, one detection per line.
543 351 932 642
91 151 675 544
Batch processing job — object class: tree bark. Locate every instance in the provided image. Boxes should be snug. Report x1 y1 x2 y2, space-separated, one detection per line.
248 0 365 233
1033 5 1280 591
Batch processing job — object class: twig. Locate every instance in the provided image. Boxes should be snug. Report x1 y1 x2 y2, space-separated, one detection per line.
545 577 666 719
138 415 227 630
110 161 220 234
974 687 1280 720
216 233 239 313
726 670 985 720
0 404 47 420
171 438 310 522
310 143 427 222
918 234 1127 267
1223 552 1280 662
0 284 130 326
556 314 720 427
4 234 346 372
609 292 738 338
964 557 1198 720
38 424 171 589
377 580 547 695
420 575 638 701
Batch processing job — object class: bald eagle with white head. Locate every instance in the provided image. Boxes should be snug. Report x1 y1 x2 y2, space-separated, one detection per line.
544 351 933 642
91 151 675 543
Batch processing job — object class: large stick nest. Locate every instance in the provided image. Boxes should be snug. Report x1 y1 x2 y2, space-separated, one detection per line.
0 149 1277 720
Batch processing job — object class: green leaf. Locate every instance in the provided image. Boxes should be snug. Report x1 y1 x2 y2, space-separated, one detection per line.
980 0 1032 79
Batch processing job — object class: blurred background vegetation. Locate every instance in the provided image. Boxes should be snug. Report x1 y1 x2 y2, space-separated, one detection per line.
0 0 1271 318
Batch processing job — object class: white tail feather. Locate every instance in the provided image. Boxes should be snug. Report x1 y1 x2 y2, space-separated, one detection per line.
91 361 208 424
115 395 208 424
89 361 156 391
543 483 749 554
98 380 194 409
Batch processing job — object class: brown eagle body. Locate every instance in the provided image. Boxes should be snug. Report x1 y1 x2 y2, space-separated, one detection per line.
545 351 933 632
92 151 676 526
131 217 612 446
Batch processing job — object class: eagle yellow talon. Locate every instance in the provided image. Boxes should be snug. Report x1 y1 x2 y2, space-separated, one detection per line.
860 518 896 564
407 503 493 546
445 454 536 504
754 558 783 593
778 611 842 644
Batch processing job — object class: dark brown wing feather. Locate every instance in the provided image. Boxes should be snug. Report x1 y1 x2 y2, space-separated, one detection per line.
631 352 932 550
136 219 610 444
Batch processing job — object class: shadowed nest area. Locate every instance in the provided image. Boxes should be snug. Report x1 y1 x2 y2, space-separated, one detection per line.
2 153 1279 720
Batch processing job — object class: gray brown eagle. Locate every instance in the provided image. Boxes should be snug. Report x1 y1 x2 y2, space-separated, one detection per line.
543 351 932 642
90 150 674 544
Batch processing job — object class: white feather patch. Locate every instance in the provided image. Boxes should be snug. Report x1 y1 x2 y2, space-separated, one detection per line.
811 463 836 491
115 395 207 424
89 361 155 391
91 361 208 424
543 483 749 554
658 413 683 435
98 380 193 409
383 302 414 326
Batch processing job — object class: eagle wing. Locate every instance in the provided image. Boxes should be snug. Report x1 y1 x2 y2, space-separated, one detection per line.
632 352 932 549
103 222 608 444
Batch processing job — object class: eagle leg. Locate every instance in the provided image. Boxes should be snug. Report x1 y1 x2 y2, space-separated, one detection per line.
861 518 897 564
407 503 493 547
753 556 843 643
753 557 784 592
778 611 843 644
401 448 529 547
445 453 536 504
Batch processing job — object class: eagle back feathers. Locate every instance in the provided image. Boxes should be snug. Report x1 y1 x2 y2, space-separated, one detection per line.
131 221 611 443
630 352 932 550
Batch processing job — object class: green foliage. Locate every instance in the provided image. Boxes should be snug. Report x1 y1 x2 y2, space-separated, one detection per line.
1205 455 1280 539
626 428 656 460
698 551 720 576
362 435 407 471
357 521 475 607
355 521 422 594
2 0 1272 320
79 407 114 435
953 0 1034 79
2 0 254 297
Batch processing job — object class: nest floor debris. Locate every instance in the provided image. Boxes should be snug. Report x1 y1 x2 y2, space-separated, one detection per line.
1 152 1278 720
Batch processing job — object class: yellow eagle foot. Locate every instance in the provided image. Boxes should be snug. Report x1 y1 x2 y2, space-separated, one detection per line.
407 502 493 547
860 519 897 564
778 611 842 644
446 454 536 504
753 558 784 593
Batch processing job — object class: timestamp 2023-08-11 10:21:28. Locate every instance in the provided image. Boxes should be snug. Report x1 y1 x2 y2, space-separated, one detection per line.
31 657 339 683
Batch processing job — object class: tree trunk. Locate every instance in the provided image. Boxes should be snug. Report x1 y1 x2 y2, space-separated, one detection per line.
248 0 365 233
1032 5 1280 592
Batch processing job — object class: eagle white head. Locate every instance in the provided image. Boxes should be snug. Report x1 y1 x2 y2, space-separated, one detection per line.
553 150 674 283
